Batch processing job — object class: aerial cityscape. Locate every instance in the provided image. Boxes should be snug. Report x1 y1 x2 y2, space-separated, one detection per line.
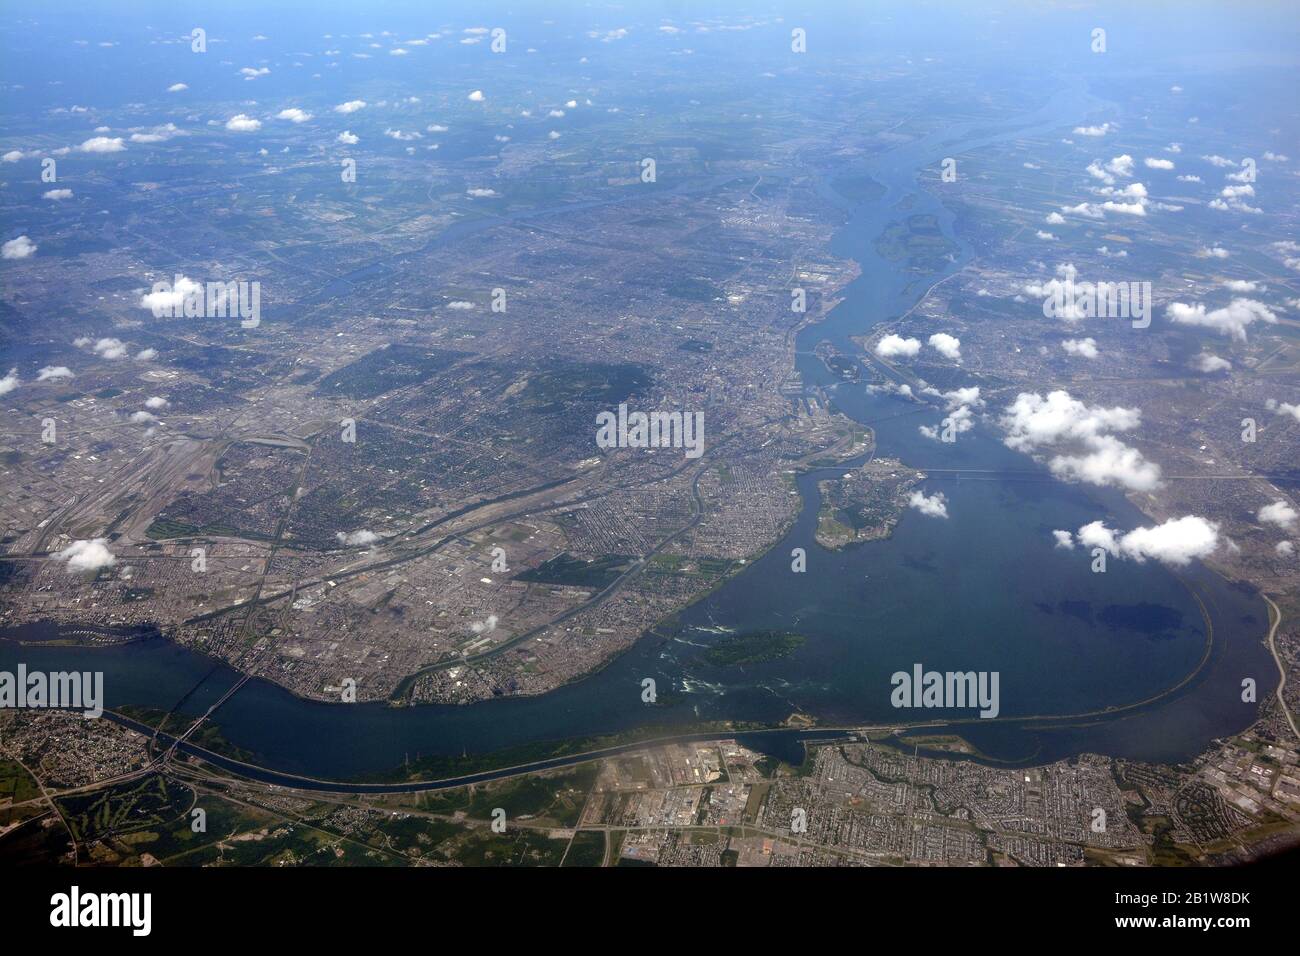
0 0 1296 928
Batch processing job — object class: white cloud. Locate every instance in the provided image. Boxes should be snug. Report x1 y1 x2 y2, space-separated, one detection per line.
470 613 499 634
1098 200 1146 217
908 490 949 519
1073 123 1111 137
53 538 116 573
1267 399 1300 422
239 67 270 79
334 100 367 114
1277 541 1295 557
875 334 922 359
36 366 74 381
1061 202 1106 220
336 529 380 547
130 410 158 424
91 337 127 359
126 123 183 145
1105 154 1134 178
467 188 498 198
144 395 169 409
2 235 37 259
1193 352 1231 373
1074 516 1219 567
1028 263 1149 321
1210 183 1261 213
467 90 485 102
1051 439 1161 491
1258 500 1298 531
1062 337 1099 359
225 114 262 132
1196 245 1229 259
1086 161 1114 185
919 387 982 439
43 188 74 200
135 348 157 361
1000 390 1159 491
1166 298 1276 341
167 83 188 93
1080 176 1150 217
276 108 313 123
1052 530 1075 549
1222 279 1260 293
139 275 202 314
919 403 975 441
78 136 125 153
0 368 18 395
868 381 914 400
1144 157 1175 170
446 300 475 311
928 332 961 361
336 131 359 145
941 386 982 410
1274 240 1300 271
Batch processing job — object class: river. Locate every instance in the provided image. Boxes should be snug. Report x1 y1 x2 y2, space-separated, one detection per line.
0 78 1277 782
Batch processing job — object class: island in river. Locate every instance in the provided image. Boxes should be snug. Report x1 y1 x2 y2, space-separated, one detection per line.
815 458 924 550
